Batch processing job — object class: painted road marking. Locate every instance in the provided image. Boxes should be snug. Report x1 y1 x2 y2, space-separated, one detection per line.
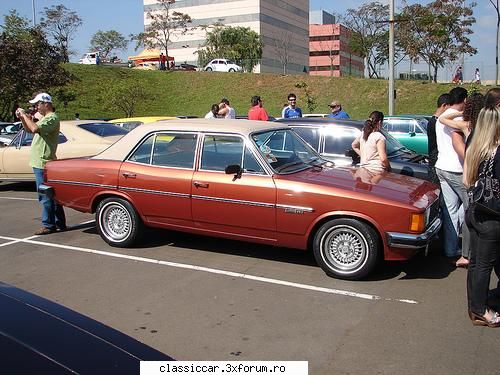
0 234 418 305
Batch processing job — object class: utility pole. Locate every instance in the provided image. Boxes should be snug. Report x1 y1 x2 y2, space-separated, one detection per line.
32 0 36 27
388 0 395 115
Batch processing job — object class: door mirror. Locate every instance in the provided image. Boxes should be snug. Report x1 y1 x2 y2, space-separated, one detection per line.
409 131 416 137
225 164 242 180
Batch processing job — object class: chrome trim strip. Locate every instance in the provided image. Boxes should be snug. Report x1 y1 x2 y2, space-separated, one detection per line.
48 179 116 189
192 195 275 208
276 204 315 213
120 186 190 198
386 218 441 249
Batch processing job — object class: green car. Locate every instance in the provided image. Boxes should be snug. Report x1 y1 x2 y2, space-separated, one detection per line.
383 116 429 155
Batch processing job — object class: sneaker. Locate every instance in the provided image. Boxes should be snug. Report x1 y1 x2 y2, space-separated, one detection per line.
34 227 56 235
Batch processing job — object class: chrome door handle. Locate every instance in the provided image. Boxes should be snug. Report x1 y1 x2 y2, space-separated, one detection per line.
193 181 209 188
122 172 137 179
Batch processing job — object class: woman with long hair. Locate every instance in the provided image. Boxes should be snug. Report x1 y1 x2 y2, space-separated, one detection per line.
464 106 500 328
351 111 390 172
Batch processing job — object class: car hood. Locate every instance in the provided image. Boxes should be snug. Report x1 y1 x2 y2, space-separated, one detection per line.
278 165 439 208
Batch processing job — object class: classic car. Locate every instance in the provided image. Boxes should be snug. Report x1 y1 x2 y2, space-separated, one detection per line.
0 282 172 373
109 116 177 131
275 118 430 180
204 59 242 72
0 122 22 146
40 119 441 280
383 116 429 155
0 120 127 182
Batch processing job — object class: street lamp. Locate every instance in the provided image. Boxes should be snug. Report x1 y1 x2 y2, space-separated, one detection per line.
32 0 36 27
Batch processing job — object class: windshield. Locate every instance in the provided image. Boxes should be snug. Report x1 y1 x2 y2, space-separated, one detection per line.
380 129 413 155
78 122 128 137
252 129 323 174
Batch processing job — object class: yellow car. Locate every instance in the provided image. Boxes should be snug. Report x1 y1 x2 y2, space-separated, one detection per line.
109 116 176 131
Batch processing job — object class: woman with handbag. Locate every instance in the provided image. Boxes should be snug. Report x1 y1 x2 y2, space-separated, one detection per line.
464 106 500 328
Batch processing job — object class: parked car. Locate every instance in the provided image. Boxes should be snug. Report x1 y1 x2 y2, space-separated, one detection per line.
303 114 329 118
0 120 127 182
41 119 440 280
109 116 177 131
0 282 172 374
175 63 197 71
236 115 277 122
0 122 22 146
383 116 429 155
276 118 430 180
204 59 242 72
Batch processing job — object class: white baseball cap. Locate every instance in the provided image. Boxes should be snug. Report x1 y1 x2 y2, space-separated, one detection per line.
29 93 52 104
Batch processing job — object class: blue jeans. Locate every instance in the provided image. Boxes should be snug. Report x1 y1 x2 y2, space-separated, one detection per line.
466 206 500 314
33 167 66 229
436 168 469 257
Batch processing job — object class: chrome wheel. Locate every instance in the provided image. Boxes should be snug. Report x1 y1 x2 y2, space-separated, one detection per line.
320 225 367 273
313 218 379 280
100 201 131 242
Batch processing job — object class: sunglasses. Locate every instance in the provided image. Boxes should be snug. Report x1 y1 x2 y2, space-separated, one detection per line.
288 98 296 101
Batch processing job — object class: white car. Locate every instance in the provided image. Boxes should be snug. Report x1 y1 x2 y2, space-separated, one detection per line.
204 59 242 72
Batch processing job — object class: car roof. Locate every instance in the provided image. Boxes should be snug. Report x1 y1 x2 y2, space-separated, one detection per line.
94 118 288 160
276 117 364 130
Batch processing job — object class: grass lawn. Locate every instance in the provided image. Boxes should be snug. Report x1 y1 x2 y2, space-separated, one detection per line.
55 63 489 121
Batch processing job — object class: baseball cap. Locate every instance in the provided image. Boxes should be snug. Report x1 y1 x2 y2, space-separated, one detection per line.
29 93 52 104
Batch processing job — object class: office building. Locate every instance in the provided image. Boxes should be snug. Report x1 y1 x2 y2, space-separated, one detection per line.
143 0 309 74
309 10 364 77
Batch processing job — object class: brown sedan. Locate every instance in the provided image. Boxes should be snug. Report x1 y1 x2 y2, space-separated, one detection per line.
40 119 441 280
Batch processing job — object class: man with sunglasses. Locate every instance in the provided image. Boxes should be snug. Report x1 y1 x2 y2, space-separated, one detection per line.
16 92 66 235
281 93 302 118
327 100 350 119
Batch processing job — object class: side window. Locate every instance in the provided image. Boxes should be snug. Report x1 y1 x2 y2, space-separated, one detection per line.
58 132 68 144
201 135 243 171
323 128 358 155
243 146 265 174
394 121 410 133
22 131 33 146
152 133 197 168
128 134 154 164
292 127 320 151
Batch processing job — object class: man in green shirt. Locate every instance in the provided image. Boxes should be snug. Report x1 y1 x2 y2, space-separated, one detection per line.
17 92 66 235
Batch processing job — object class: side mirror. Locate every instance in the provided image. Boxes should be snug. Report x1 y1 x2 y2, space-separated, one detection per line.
225 164 242 181
409 131 416 137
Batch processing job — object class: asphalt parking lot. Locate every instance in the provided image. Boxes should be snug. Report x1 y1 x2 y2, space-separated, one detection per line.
1 181 499 374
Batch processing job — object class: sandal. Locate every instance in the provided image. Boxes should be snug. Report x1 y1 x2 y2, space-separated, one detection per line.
469 310 500 328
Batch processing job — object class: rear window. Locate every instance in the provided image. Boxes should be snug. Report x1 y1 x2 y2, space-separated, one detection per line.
78 123 128 137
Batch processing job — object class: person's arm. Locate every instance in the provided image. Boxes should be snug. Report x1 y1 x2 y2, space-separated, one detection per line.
438 111 468 134
351 137 361 156
451 131 465 163
16 109 39 134
376 138 391 171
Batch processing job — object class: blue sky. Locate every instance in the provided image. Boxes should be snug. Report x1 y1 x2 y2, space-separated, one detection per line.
0 0 497 80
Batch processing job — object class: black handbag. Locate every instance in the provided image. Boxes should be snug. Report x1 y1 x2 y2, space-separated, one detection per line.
467 148 500 216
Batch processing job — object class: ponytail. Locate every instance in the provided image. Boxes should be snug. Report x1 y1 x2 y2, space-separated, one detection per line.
362 111 384 140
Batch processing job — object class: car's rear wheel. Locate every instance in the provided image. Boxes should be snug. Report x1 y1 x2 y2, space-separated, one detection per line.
313 218 379 280
228 68 235 72
205 67 212 72
96 197 142 247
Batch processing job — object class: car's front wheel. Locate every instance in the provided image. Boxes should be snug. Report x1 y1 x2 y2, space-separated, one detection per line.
313 218 379 280
96 197 142 247
205 67 212 72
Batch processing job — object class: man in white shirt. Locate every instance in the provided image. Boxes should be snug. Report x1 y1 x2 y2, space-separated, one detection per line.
204 104 220 119
435 87 468 259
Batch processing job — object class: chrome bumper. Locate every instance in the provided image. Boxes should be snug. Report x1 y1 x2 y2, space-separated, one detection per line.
38 184 54 199
386 218 441 249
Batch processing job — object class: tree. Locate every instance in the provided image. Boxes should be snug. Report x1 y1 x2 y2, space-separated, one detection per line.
341 2 390 78
397 0 477 83
295 81 317 113
197 25 263 72
490 0 499 85
90 30 128 60
274 31 292 75
131 0 192 69
106 83 148 118
0 15 72 121
39 5 82 62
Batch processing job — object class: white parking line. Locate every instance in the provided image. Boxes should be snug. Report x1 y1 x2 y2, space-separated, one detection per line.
0 235 39 247
0 196 38 201
0 234 418 305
